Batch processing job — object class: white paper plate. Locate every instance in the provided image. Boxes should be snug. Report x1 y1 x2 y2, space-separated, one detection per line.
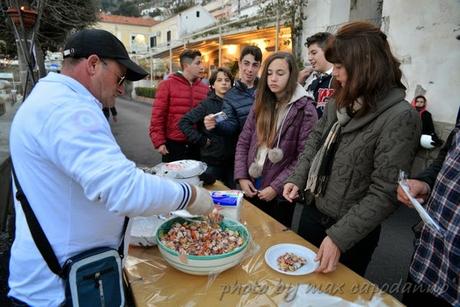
151 160 207 179
265 243 319 275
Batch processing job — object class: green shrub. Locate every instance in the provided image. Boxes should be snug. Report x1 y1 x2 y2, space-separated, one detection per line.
135 87 156 98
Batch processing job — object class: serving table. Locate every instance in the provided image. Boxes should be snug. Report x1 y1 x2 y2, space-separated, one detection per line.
124 181 402 306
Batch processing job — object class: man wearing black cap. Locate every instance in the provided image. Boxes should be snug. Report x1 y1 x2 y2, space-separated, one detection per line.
8 29 213 306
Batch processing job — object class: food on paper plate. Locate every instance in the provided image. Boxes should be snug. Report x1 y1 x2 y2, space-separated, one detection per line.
159 219 244 256
277 252 307 272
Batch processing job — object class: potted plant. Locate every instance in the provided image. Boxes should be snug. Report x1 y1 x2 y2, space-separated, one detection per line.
6 6 38 28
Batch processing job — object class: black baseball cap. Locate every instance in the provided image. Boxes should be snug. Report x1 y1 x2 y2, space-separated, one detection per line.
63 29 148 81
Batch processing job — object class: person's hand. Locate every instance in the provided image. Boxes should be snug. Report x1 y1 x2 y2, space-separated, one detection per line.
187 186 214 216
298 67 314 85
397 179 431 207
239 179 257 197
157 144 169 155
283 183 299 203
112 115 118 123
204 114 217 130
258 186 277 201
315 236 341 273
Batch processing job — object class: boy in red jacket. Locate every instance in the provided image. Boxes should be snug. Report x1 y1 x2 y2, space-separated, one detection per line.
149 49 209 162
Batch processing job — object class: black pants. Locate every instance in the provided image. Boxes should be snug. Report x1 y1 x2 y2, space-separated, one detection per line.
205 164 235 189
402 274 451 307
162 139 200 162
248 196 296 228
297 204 381 276
8 296 29 306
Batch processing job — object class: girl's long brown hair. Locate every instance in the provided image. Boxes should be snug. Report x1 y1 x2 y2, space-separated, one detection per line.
325 21 405 115
254 52 299 146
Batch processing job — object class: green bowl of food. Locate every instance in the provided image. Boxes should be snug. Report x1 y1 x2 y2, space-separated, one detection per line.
156 217 251 275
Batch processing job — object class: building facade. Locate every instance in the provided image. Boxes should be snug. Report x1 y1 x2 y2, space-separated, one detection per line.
300 0 459 128
95 14 158 54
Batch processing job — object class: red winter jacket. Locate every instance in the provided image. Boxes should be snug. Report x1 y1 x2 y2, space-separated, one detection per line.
149 73 209 148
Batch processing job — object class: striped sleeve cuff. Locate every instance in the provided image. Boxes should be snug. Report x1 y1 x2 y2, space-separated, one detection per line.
176 183 192 211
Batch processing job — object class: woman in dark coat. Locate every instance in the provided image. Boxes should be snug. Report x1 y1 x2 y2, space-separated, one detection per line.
411 95 442 148
179 68 235 187
283 22 421 276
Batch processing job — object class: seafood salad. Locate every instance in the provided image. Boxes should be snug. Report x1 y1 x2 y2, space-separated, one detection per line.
277 252 307 272
159 220 244 256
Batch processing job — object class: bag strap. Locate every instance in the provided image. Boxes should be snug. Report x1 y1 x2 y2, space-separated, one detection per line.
118 216 129 259
11 165 129 277
12 166 64 277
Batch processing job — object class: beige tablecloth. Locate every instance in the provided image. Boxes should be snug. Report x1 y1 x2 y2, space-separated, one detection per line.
125 182 402 306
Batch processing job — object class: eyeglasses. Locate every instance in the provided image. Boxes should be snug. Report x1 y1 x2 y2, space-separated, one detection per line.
100 58 126 86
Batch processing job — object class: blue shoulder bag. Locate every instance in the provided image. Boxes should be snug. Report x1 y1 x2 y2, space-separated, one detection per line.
12 166 128 307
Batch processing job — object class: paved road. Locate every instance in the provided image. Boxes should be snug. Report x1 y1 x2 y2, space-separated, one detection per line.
112 97 420 301
111 97 161 168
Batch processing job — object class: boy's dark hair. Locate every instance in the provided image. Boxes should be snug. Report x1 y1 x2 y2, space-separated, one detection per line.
305 32 332 49
209 67 234 88
180 49 201 69
239 45 262 62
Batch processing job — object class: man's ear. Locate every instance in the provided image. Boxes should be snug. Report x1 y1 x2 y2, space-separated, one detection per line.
86 55 99 76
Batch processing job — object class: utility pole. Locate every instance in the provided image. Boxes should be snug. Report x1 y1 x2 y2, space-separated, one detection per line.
150 56 153 87
218 25 222 67
6 1 40 98
275 4 279 52
169 44 172 73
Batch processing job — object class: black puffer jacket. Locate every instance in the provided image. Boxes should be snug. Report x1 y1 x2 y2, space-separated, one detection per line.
216 79 257 136
179 92 235 166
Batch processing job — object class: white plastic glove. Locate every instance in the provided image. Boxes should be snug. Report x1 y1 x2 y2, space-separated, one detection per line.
187 186 214 216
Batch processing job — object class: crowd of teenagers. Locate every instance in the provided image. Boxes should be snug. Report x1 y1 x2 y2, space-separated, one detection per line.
149 21 459 307
7 21 458 306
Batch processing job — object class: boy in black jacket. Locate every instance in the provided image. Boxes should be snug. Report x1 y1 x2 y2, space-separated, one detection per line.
179 68 235 188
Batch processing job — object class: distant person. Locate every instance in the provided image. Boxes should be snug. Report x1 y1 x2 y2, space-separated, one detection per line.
234 52 317 227
103 106 118 122
8 29 213 306
397 106 459 307
298 32 334 118
179 68 235 187
200 67 210 85
411 95 443 149
283 22 421 276
204 45 262 136
149 49 209 162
